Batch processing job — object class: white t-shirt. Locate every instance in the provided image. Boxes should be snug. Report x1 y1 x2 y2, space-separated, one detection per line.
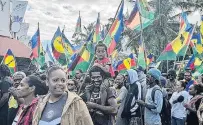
169 90 190 119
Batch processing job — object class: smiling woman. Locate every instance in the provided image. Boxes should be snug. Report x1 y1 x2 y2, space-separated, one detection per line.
32 65 93 125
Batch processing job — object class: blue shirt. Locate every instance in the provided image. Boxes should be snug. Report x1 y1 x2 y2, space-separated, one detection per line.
186 80 194 91
144 85 163 125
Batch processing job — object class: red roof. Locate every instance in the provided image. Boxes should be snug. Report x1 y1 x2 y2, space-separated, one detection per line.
0 36 31 58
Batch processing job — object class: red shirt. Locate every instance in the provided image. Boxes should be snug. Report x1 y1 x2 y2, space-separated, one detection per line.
16 98 38 125
94 57 115 77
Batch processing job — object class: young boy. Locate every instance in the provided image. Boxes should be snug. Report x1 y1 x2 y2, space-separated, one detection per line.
93 42 114 77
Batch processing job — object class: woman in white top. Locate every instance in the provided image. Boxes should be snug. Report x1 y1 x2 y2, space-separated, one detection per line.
169 80 190 125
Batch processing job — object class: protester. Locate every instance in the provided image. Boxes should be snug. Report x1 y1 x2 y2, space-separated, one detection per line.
114 74 128 125
166 69 177 96
184 71 195 91
169 80 190 125
32 65 93 125
12 75 48 125
159 76 171 125
121 69 142 125
74 69 84 84
67 79 78 92
177 72 184 81
8 71 26 125
137 68 147 100
0 64 13 125
86 66 117 125
137 68 163 125
185 84 203 125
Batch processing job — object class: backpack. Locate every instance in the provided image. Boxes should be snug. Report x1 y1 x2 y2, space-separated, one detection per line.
151 87 171 125
121 82 140 119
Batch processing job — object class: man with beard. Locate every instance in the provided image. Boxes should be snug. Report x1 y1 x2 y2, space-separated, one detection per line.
184 71 195 91
86 66 117 125
114 74 128 125
166 69 177 96
137 68 163 125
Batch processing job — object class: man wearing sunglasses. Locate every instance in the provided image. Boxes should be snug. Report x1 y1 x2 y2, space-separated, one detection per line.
166 69 177 97
137 68 163 125
184 71 195 91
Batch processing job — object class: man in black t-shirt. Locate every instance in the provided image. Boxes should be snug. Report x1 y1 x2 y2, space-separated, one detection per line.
0 64 12 125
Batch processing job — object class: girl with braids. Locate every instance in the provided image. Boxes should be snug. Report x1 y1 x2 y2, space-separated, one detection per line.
185 84 203 125
32 65 93 125
12 75 48 125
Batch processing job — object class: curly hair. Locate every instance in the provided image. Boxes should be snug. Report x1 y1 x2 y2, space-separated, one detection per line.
26 75 48 96
67 79 78 87
168 69 177 77
95 42 108 54
193 84 203 95
89 66 110 79
0 64 11 77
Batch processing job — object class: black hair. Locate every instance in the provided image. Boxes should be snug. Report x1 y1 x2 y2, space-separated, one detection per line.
193 84 203 95
46 65 64 78
155 79 160 85
179 80 186 89
76 69 83 73
168 69 177 77
89 66 110 79
40 74 47 81
184 71 192 76
95 43 108 53
178 72 184 80
68 79 78 85
84 75 91 83
117 74 125 80
26 75 48 96
0 64 11 77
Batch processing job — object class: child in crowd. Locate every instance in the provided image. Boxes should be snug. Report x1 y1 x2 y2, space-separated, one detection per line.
85 42 114 113
93 43 114 109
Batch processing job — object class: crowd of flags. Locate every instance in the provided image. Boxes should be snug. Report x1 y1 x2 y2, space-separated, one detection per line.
1 0 203 76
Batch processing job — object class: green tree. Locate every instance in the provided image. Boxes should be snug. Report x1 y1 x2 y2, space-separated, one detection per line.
125 0 180 58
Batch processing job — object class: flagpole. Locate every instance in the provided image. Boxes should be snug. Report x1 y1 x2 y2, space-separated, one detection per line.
167 59 169 72
27 61 32 70
179 22 197 72
78 55 96 95
103 0 123 41
181 23 197 62
0 56 4 65
138 1 144 125
61 25 69 66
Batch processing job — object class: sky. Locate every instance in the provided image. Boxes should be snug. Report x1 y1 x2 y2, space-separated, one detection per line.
24 0 129 41
24 0 201 42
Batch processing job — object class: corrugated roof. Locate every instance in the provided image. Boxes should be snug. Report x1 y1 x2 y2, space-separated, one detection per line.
0 36 31 58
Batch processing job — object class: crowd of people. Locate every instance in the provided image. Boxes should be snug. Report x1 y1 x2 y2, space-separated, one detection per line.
0 43 203 125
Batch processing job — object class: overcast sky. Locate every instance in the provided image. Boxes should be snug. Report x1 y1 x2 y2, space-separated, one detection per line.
24 0 201 41
24 0 129 41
